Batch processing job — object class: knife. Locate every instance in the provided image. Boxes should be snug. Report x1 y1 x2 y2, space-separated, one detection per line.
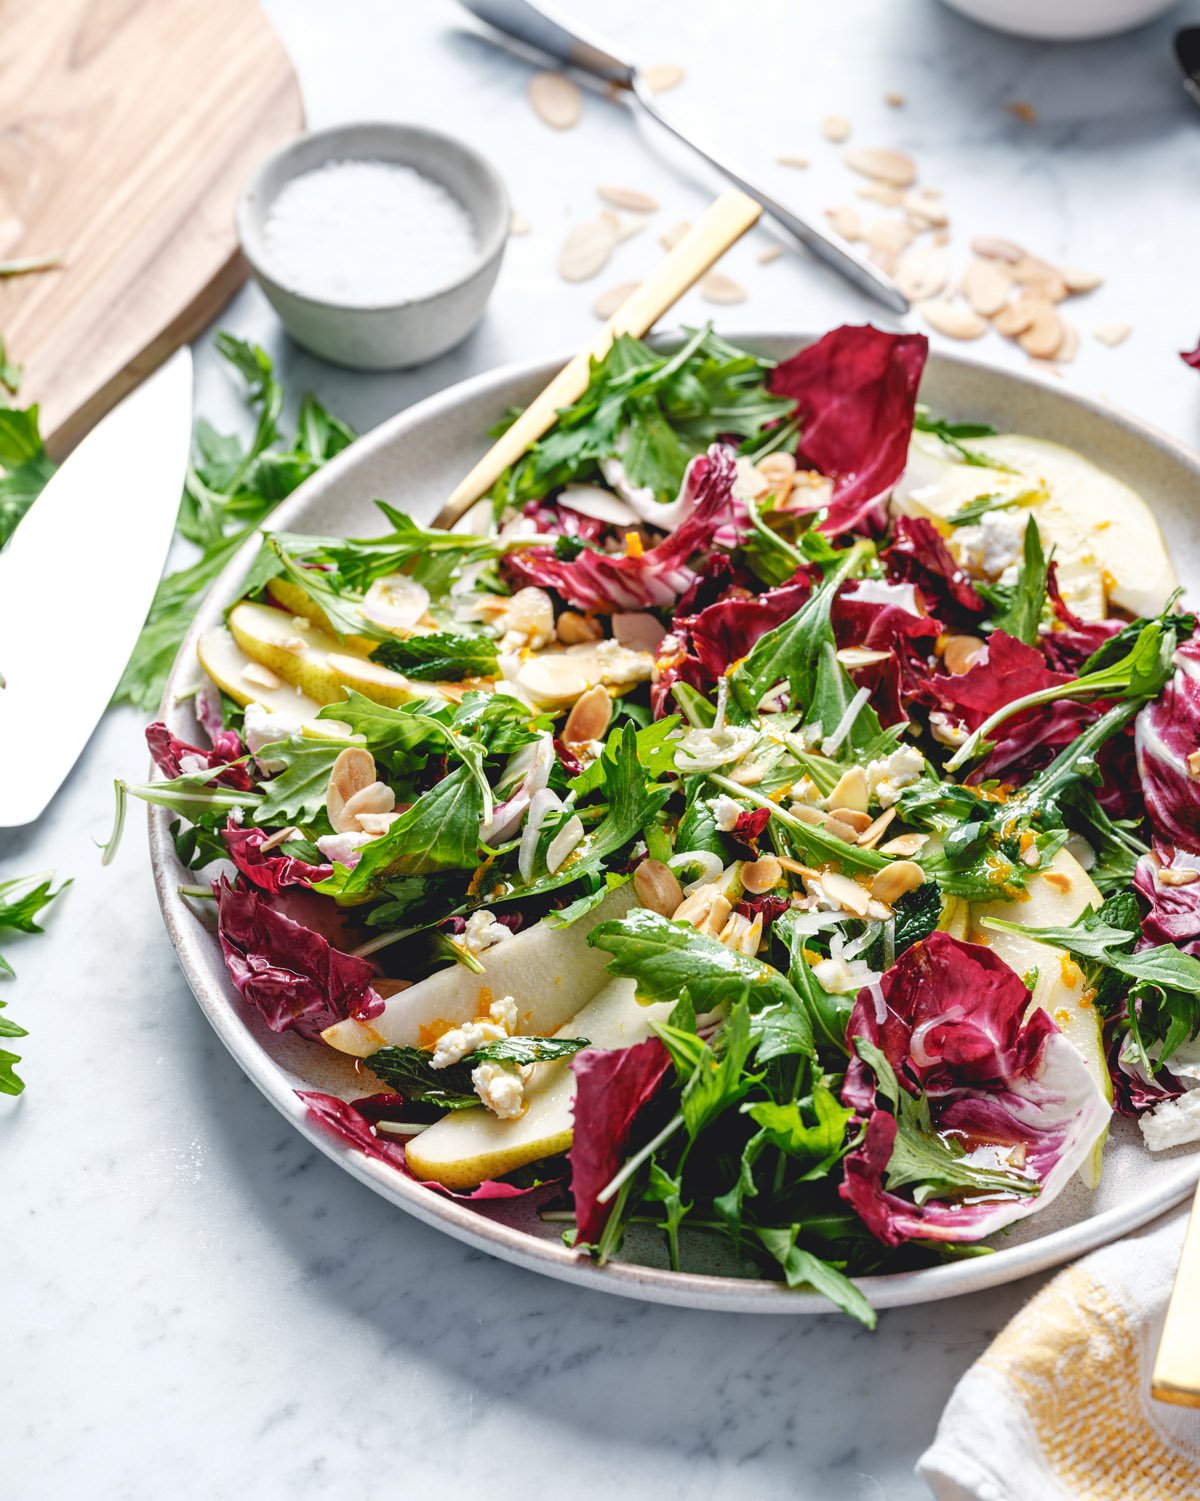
0 347 193 827
458 0 910 314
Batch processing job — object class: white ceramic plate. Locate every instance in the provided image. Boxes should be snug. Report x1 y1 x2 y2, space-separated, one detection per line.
149 333 1200 1314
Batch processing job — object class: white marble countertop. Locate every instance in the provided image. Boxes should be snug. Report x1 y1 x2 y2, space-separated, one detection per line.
6 1 1200 1495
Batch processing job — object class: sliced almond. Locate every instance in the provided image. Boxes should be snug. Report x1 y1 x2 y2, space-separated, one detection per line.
864 216 914 270
699 271 746 305
1095 322 1132 348
919 299 987 341
871 861 925 904
591 280 639 320
242 662 282 690
1061 265 1103 294
993 294 1049 339
942 634 986 676
776 153 810 169
1019 304 1064 361
558 218 618 282
971 235 1026 264
1055 319 1079 364
597 184 660 213
510 210 531 236
822 114 852 143
635 858 685 916
742 855 783 894
879 832 929 857
827 808 873 834
836 646 892 669
829 766 869 814
641 63 684 93
856 181 905 207
757 243 784 265
659 219 691 250
601 209 646 242
884 91 906 107
819 870 871 918
825 204 863 242
1012 256 1067 303
895 244 949 302
1005 100 1038 125
962 258 1013 317
756 451 796 501
529 71 582 130
857 808 898 849
844 146 917 187
824 816 860 844
1159 867 1200 888
563 684 612 746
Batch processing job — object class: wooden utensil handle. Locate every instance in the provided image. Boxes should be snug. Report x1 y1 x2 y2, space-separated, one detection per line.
1152 1177 1200 1406
432 189 762 529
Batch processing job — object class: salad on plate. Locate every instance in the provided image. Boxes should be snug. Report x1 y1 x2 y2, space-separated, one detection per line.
129 324 1200 1323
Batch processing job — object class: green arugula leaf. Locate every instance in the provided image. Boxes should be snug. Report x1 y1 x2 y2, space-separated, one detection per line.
679 1000 759 1138
912 408 999 468
990 517 1048 646
370 631 499 682
983 906 1200 996
0 872 69 1096
570 716 679 796
254 737 346 826
747 1081 853 1164
644 1161 690 1271
750 1226 877 1327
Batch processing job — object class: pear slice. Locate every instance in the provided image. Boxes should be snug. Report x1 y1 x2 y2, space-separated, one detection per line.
970 847 1113 1187
228 601 366 705
266 576 377 655
322 885 637 1058
403 978 671 1189
894 431 1178 622
198 624 327 720
327 652 449 708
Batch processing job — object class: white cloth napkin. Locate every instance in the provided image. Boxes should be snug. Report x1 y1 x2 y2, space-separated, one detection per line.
918 1210 1200 1500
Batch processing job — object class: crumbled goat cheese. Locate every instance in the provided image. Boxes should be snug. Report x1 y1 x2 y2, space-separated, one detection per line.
1138 1090 1200 1152
316 830 371 866
244 701 302 773
712 794 743 832
430 994 519 1069
461 909 512 956
471 1059 529 1119
957 509 1026 579
866 745 926 807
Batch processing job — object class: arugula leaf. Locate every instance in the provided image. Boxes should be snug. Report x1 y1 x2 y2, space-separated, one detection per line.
983 905 1200 997
751 1226 877 1327
0 999 29 1095
675 776 726 857
747 1081 853 1165
0 358 55 548
990 518 1048 646
370 631 499 682
570 716 679 797
644 1161 690 1271
590 908 808 1023
0 872 69 1096
911 408 999 468
315 690 447 757
254 737 346 826
678 1000 759 1138
367 1035 589 1110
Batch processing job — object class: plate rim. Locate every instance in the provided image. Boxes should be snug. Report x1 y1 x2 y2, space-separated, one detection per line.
148 330 1200 1314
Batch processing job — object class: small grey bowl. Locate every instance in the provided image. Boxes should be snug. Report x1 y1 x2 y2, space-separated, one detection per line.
236 121 509 370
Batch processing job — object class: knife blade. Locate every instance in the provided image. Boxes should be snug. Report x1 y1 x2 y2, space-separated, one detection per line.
0 347 193 827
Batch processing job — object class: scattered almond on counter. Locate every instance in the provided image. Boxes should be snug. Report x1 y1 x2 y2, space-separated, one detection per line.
699 271 746 305
884 91 906 107
591 281 639 320
962 258 1012 316
596 184 660 213
777 153 810 169
529 71 582 130
895 244 949 302
641 63 684 93
822 114 851 143
825 204 863 241
509 210 530 236
757 243 784 265
601 209 646 242
918 299 987 340
558 217 618 282
1005 100 1038 125
844 146 917 188
1095 323 1133 347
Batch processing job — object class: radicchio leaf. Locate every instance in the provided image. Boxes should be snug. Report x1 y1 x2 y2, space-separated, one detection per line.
1135 632 1200 854
504 444 745 613
840 931 1110 1246
769 325 928 536
881 516 984 618
1135 845 1200 955
215 878 382 1040
1182 339 1200 371
1041 563 1121 672
298 1091 552 1200
146 722 253 791
568 1036 671 1244
832 580 942 726
222 819 334 894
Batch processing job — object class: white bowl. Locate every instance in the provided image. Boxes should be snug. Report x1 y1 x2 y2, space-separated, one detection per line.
940 0 1178 39
236 121 509 370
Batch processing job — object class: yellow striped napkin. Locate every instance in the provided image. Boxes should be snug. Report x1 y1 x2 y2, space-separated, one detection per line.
918 1212 1200 1500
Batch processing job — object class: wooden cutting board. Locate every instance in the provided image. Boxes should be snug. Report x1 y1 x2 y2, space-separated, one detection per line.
0 0 303 458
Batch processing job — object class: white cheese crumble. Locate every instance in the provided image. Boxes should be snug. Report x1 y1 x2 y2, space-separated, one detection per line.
316 829 371 865
430 995 518 1069
712 794 743 832
244 701 302 773
461 909 512 956
866 745 926 807
956 509 1026 579
1138 1090 1200 1152
470 1059 529 1119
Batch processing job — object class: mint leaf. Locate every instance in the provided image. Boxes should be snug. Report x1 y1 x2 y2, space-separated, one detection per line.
370 631 499 682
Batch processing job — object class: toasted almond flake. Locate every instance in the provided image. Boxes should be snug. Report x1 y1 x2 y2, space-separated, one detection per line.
822 114 851 143
529 71 582 129
1159 867 1200 887
590 280 639 320
1061 265 1104 294
836 646 893 668
919 298 988 340
864 215 914 271
597 184 660 213
642 63 684 93
1019 304 1064 360
844 146 917 187
857 809 898 849
825 203 863 242
1095 322 1132 347
776 152 810 169
884 91 906 107
509 210 530 236
1188 749 1200 778
905 203 949 233
601 209 647 242
878 832 929 857
971 235 1026 264
1005 100 1038 125
895 244 949 301
1055 319 1079 364
258 826 298 853
659 219 691 250
856 181 905 207
558 217 618 282
1012 255 1067 303
699 271 747 305
819 870 871 918
993 294 1047 338
962 258 1013 317
242 662 282 690
757 243 785 265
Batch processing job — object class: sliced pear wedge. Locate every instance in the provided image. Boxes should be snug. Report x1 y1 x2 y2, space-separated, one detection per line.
327 652 450 708
894 431 1178 622
970 848 1113 1188
403 978 671 1189
322 885 637 1058
266 576 377 654
198 624 328 719
227 601 366 705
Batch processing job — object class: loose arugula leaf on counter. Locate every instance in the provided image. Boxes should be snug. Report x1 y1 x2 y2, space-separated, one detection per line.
0 872 70 1097
0 350 55 549
116 334 355 710
370 631 500 682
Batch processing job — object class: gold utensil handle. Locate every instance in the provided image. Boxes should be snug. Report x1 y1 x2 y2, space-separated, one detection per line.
1152 1177 1200 1406
432 188 763 530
